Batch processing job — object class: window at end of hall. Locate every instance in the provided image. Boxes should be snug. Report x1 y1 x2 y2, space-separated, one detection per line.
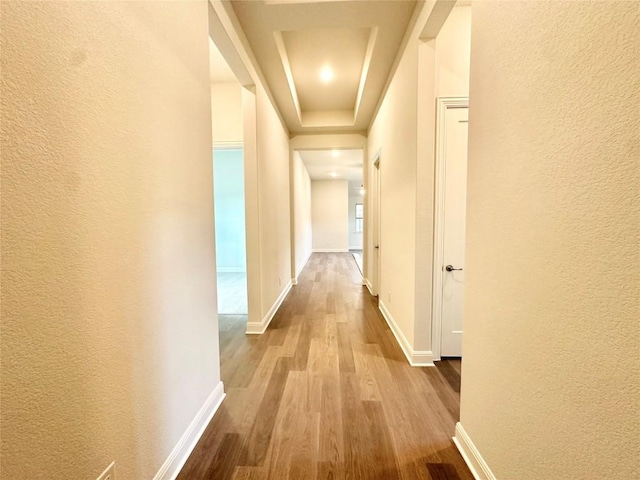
355 203 363 233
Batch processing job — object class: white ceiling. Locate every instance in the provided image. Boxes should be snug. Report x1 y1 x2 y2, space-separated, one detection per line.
283 27 370 112
209 37 237 83
298 149 363 189
230 0 419 133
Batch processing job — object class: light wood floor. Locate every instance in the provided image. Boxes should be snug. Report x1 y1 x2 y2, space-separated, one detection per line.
179 253 471 480
350 250 363 274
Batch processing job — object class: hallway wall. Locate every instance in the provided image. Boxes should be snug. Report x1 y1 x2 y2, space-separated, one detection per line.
367 30 419 349
434 6 471 97
1 3 221 479
292 151 313 280
367 4 471 357
311 180 349 252
255 83 292 321
459 2 640 478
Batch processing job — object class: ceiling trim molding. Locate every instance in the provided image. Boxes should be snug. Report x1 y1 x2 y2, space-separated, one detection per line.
213 141 244 150
301 110 355 129
209 0 290 134
367 0 434 134
231 0 419 134
290 132 367 150
273 31 303 124
208 2 252 87
354 26 379 123
420 0 456 40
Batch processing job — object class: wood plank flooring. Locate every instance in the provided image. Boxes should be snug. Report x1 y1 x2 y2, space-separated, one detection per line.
178 253 472 480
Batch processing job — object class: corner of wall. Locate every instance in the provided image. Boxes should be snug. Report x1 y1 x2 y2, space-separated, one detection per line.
246 280 292 334
154 383 226 480
378 301 434 367
453 423 497 480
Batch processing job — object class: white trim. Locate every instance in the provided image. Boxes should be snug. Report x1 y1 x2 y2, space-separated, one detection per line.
372 147 381 166
348 246 363 251
453 423 497 480
216 267 246 273
246 280 292 334
213 141 243 150
432 96 469 361
371 148 381 297
96 462 115 480
312 248 349 253
274 31 303 123
364 278 374 295
350 251 364 277
294 249 313 285
378 301 434 366
153 382 226 480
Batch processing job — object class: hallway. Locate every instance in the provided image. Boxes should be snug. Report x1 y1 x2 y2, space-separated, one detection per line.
178 253 472 480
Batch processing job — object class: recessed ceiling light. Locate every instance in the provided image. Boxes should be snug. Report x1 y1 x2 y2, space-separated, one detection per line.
320 67 334 83
331 150 339 158
330 172 338 178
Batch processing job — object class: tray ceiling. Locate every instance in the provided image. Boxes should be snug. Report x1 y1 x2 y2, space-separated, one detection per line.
231 0 419 133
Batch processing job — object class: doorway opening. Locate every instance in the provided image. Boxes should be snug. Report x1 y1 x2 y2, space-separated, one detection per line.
293 148 364 277
213 147 247 314
209 37 248 318
351 198 364 273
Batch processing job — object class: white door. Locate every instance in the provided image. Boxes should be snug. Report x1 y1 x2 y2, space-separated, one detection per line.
372 155 381 296
440 105 468 357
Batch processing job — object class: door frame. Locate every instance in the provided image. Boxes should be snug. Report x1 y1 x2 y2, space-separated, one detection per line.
431 96 469 361
370 148 382 296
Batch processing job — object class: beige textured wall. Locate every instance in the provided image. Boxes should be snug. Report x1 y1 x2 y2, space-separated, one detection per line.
367 4 470 352
311 180 349 251
255 83 292 314
460 2 639 478
414 37 437 352
367 34 418 345
211 81 243 145
435 6 471 97
415 5 471 351
292 151 313 277
241 82 291 326
242 87 262 325
1 3 221 479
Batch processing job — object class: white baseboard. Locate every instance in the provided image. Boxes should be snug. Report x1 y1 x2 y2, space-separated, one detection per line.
293 250 312 285
453 423 497 480
246 280 292 334
153 381 226 480
348 246 363 250
378 301 434 367
364 278 374 294
217 267 245 273
312 248 349 253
